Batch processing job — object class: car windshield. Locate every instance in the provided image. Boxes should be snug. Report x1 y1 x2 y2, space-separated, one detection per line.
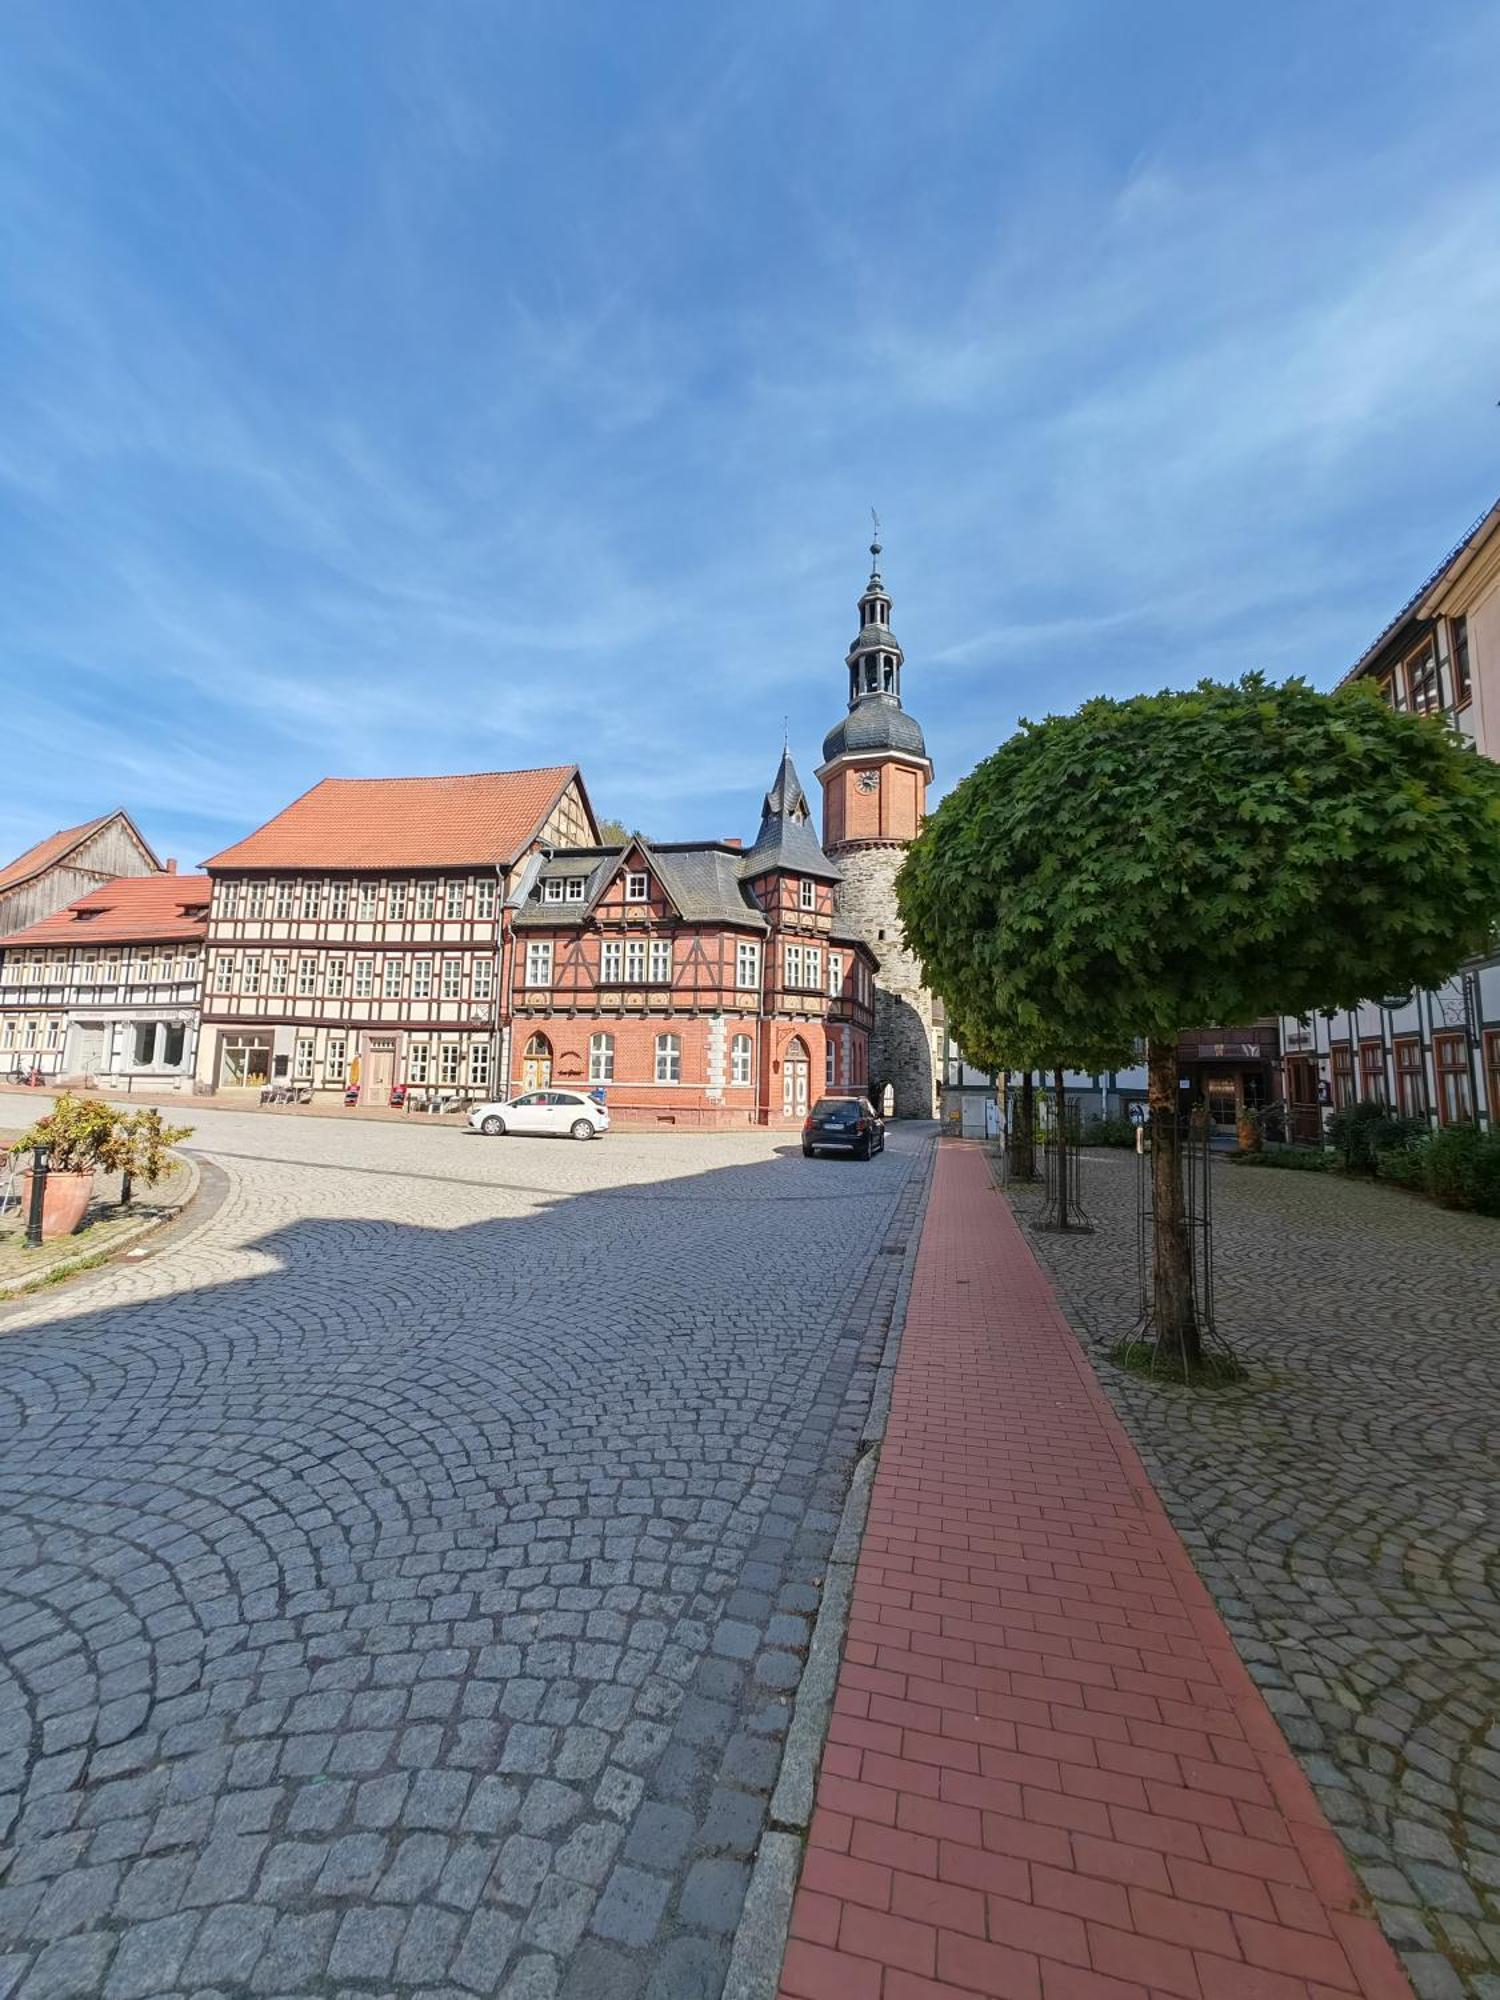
814 1100 860 1124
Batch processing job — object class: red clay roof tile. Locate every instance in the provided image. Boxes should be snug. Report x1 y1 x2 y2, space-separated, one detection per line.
204 768 581 871
1 875 212 951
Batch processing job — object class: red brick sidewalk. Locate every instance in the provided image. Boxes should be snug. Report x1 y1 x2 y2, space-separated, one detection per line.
778 1142 1413 2000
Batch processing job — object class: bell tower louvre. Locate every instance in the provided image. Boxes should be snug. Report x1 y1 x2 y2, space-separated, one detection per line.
816 531 939 1118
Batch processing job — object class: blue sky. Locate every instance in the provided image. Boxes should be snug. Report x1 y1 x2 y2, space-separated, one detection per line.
2 1 1498 870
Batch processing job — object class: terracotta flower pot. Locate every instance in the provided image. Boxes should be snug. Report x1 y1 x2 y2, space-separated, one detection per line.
18 1166 94 1241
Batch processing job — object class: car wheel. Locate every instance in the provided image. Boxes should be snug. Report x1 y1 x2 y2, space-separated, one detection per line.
570 1118 595 1141
856 1138 871 1161
480 1115 505 1136
802 1145 815 1158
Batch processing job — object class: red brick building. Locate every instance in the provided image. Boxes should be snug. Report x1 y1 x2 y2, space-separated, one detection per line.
508 753 878 1127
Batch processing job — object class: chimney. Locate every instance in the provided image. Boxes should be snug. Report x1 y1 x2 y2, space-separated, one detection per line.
165 858 178 874
722 837 742 849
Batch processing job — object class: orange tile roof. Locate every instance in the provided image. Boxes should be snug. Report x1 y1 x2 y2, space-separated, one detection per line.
204 767 582 871
1 874 212 951
0 814 112 894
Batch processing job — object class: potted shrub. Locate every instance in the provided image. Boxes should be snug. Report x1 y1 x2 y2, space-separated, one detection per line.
1235 1103 1265 1155
8 1097 190 1242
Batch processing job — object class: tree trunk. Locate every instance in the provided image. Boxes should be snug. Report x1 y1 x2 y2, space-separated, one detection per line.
1053 1066 1069 1228
1148 1037 1200 1367
1016 1072 1035 1180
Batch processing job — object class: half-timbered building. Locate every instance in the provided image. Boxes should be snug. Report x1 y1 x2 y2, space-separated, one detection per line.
197 766 598 1099
0 869 209 1089
508 753 878 1126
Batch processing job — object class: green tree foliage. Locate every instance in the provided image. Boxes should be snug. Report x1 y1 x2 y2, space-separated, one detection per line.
899 674 1500 1365
595 818 632 844
899 675 1500 1049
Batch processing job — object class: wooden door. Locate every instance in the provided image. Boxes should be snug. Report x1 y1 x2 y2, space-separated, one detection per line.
522 1034 553 1092
783 1042 809 1118
366 1038 396 1101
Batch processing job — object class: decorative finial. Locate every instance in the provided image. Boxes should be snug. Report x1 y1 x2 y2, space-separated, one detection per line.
869 506 882 563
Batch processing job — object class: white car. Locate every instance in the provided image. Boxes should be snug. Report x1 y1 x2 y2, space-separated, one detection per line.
468 1090 610 1140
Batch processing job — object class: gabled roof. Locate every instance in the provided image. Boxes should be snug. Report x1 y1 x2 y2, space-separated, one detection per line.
1340 496 1500 687
0 811 158 895
513 842 769 931
1 874 212 951
740 752 842 883
205 767 582 872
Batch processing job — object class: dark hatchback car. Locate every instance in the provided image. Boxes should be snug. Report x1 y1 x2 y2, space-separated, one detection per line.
802 1095 886 1160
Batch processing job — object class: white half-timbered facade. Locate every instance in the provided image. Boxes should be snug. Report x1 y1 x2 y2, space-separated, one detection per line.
0 872 209 1090
198 766 597 1101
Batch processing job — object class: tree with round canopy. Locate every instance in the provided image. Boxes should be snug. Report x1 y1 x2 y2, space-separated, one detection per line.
899 674 1500 1367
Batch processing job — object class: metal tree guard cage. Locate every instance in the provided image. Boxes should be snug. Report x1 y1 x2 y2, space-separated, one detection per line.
1133 1104 1235 1376
1039 1092 1093 1233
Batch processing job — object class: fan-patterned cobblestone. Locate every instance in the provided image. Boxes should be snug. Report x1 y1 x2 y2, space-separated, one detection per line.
1010 1149 1500 2000
0 1105 931 2000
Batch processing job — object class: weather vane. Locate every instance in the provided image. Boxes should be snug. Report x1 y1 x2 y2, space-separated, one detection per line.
870 507 882 561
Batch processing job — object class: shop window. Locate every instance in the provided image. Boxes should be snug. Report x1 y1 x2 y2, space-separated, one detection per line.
133 1022 158 1066
1330 1044 1354 1108
1393 1037 1425 1119
162 1023 186 1067
1434 1032 1474 1125
1359 1041 1386 1104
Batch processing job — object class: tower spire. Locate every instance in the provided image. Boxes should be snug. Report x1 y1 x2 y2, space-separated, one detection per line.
845 527 903 710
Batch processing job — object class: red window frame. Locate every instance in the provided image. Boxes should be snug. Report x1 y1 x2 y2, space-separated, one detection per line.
1434 1031 1474 1126
1330 1043 1355 1109
1358 1040 1386 1104
1393 1037 1425 1119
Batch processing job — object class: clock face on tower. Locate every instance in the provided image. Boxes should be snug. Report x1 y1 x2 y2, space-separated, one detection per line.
856 770 879 793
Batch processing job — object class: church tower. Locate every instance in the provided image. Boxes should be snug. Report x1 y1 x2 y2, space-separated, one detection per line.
817 534 939 1117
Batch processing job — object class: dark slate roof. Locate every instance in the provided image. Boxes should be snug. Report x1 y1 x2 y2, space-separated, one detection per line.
513 843 767 930
822 695 929 765
829 921 879 966
739 752 843 883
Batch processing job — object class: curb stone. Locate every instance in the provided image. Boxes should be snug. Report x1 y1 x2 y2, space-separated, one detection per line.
0 1151 201 1298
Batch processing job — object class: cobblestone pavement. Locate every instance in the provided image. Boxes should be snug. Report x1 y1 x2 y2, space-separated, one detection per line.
0 1109 933 2000
1008 1150 1500 2000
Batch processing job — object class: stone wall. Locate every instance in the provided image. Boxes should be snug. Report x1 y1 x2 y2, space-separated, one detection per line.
832 843 939 1117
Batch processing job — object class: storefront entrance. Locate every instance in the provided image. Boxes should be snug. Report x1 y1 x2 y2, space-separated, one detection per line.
365 1037 397 1103
219 1036 272 1089
522 1033 553 1092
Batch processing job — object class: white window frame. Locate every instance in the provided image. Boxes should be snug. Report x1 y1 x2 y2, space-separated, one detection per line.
731 1034 753 1086
273 881 294 920
329 882 351 921
439 1042 461 1086
416 881 437 921
469 1042 491 1088
408 1042 431 1085
242 955 262 996
654 1032 681 1084
544 879 565 904
357 881 379 920
625 938 646 983
383 959 403 999
600 940 623 982
829 956 844 998
805 947 821 990
326 957 347 998
215 957 234 993
566 877 587 902
589 1032 615 1083
626 871 649 902
475 879 497 921
800 879 816 910
473 957 494 1002
526 941 553 986
297 958 317 997
441 959 462 1000
354 958 374 998
648 939 672 983
294 1036 315 1080
246 882 266 920
826 1041 837 1084
270 956 290 996
388 882 409 922
412 959 432 1000
785 944 803 989
326 1034 348 1083
444 880 465 921
736 940 761 989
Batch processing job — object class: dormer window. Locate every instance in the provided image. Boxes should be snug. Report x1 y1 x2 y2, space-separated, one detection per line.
626 871 649 902
566 877 586 901
544 879 565 904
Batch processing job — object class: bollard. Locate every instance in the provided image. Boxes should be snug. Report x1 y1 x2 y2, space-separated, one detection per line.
24 1143 50 1249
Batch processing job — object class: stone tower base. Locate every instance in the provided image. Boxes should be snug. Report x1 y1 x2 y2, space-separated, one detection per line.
833 844 939 1119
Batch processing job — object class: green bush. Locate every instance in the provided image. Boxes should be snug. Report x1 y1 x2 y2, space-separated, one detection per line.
1326 1098 1427 1174
1375 1141 1428 1189
1082 1114 1137 1148
1421 1125 1500 1214
1233 1146 1332 1171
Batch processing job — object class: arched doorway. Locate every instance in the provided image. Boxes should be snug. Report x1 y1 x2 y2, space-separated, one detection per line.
522 1032 553 1092
782 1036 810 1119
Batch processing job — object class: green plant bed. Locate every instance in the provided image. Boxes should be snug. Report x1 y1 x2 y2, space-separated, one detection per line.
1082 1115 1137 1148
1231 1146 1332 1171
1106 1336 1247 1388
